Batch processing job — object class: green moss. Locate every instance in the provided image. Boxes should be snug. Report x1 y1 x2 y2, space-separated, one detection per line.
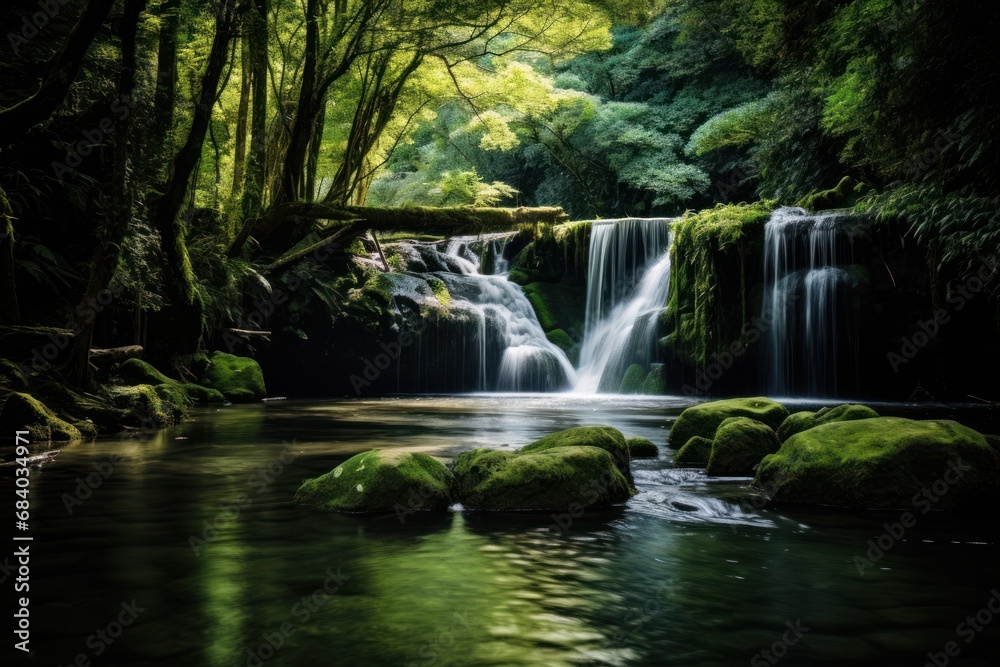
706 416 781 477
200 352 266 402
0 392 84 441
673 435 713 467
618 364 646 394
641 364 666 394
520 282 586 338
153 383 192 419
182 383 226 404
522 425 633 487
0 358 28 391
427 277 451 307
777 404 879 442
106 385 171 427
754 417 1000 510
294 449 454 513
663 201 774 370
453 446 633 511
797 176 870 212
545 328 577 364
668 397 788 447
117 358 174 386
626 437 658 458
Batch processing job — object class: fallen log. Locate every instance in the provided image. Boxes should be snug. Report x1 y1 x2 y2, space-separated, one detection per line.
89 345 143 364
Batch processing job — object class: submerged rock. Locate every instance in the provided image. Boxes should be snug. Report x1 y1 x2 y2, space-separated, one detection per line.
673 435 713 467
453 446 633 511
626 437 658 458
0 392 86 441
668 397 788 447
706 417 781 477
754 417 1000 510
200 352 266 402
522 425 632 486
777 404 879 441
294 449 454 513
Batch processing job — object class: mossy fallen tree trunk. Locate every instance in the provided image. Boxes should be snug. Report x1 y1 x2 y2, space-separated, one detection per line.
232 204 568 257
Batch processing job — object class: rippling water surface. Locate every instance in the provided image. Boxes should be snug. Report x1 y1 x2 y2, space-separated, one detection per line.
17 395 1000 666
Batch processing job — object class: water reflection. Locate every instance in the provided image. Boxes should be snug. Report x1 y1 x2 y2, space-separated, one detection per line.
22 396 1000 666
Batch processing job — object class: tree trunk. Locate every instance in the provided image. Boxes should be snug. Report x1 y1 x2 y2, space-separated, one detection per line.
147 5 237 357
67 0 146 386
152 0 180 166
231 33 251 200
0 0 117 146
240 0 268 221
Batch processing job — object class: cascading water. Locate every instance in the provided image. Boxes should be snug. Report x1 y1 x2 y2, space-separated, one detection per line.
762 206 863 397
387 235 576 392
575 219 674 393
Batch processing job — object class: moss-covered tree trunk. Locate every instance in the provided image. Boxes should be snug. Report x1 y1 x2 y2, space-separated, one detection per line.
147 4 237 357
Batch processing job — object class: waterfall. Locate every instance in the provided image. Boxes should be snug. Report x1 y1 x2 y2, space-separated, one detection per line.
762 207 862 397
575 219 673 393
388 235 576 393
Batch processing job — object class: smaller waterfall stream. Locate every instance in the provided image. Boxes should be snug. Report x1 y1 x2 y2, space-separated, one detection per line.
576 219 673 393
762 207 864 397
388 236 576 392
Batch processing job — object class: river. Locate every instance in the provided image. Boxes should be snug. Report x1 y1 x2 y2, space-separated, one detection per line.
21 395 1000 666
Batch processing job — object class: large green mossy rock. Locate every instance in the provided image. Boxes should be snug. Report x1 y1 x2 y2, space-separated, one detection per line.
200 352 266 402
619 365 646 394
106 385 172 427
626 437 658 458
673 436 713 467
706 417 781 477
522 425 632 486
182 383 226 405
118 358 174 386
294 449 454 513
520 282 586 338
668 397 788 447
454 446 633 511
641 364 666 394
545 328 577 365
777 404 879 442
754 417 1000 510
0 392 84 441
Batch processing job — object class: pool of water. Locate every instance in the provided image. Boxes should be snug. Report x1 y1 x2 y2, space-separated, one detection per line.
15 395 1000 666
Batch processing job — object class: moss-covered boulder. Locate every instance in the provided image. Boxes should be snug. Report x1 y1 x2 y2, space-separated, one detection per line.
545 328 577 365
706 417 781 477
0 392 85 441
200 352 266 402
673 435 713 467
106 385 172 427
522 425 632 486
754 417 1000 510
668 397 788 447
777 404 879 441
182 383 226 404
454 446 633 511
618 365 646 393
118 358 174 386
626 437 658 458
294 449 454 513
641 364 666 394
